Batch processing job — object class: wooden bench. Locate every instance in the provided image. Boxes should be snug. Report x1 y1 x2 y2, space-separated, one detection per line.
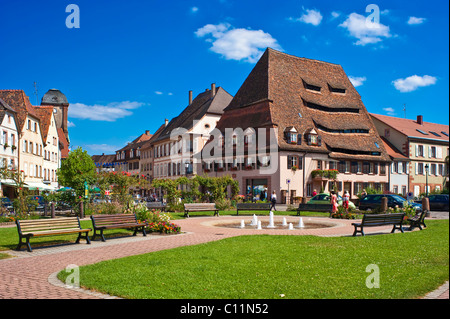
16 217 91 252
184 203 219 218
236 203 271 215
146 202 166 212
408 210 427 230
296 204 332 216
90 213 148 242
352 213 405 236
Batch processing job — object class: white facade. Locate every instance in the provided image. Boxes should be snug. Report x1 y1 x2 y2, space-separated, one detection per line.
0 110 19 170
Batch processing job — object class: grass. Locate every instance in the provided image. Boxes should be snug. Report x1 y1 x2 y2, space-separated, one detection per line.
57 219 449 299
0 220 136 252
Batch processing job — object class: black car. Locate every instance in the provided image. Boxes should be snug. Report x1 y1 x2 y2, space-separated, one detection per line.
27 195 46 212
1 197 14 212
427 194 449 211
359 194 422 212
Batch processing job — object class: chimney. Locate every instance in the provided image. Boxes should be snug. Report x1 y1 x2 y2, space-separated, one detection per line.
165 118 169 126
417 115 423 125
145 130 150 135
211 83 216 98
188 90 193 105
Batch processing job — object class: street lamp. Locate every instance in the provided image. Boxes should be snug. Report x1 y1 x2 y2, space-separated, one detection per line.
425 164 429 197
185 161 190 177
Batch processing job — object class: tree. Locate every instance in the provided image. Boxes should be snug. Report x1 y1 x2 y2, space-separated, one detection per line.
57 147 97 198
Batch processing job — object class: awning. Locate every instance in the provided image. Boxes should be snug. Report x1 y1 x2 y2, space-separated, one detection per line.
24 182 57 191
0 179 17 187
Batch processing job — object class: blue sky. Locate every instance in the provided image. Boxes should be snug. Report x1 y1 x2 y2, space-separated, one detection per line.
0 0 448 155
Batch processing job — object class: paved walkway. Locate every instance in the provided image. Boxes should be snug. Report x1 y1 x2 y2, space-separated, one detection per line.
0 215 448 299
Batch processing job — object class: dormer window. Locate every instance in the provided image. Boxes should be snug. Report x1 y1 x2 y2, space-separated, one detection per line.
303 79 321 92
306 128 322 146
328 83 346 94
285 127 298 144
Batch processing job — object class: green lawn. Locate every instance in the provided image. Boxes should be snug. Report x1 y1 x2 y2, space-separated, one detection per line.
0 220 136 252
58 220 449 299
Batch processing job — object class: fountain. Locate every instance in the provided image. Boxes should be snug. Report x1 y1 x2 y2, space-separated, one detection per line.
266 211 276 228
282 217 287 227
250 214 258 226
297 217 305 228
240 220 245 229
257 220 262 230
288 223 294 230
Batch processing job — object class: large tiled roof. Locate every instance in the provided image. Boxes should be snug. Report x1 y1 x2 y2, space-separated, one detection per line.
216 48 391 162
371 113 449 142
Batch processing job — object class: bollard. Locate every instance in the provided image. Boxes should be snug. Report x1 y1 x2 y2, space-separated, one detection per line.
381 197 388 212
422 197 430 217
51 202 55 218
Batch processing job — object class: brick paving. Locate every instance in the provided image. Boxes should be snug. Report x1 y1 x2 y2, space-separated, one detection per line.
0 215 448 299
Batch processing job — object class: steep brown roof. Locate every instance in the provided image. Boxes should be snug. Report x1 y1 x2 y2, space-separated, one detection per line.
57 127 69 159
216 48 391 162
32 105 54 142
0 90 41 134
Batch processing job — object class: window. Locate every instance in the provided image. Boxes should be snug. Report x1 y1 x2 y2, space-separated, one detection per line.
430 146 437 158
328 84 346 94
441 131 449 137
303 80 321 92
431 164 437 175
429 131 441 137
417 145 424 157
417 163 424 175
416 129 428 135
287 155 298 169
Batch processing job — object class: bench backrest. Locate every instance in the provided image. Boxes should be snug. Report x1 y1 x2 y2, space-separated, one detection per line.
147 202 165 208
16 217 82 235
184 203 217 210
362 213 405 226
237 203 271 210
91 214 138 228
298 204 332 209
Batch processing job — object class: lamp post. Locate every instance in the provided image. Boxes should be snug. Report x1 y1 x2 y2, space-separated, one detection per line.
185 161 190 177
425 164 429 197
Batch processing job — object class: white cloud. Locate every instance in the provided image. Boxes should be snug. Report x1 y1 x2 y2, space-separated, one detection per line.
331 11 341 19
383 107 396 115
68 101 145 122
67 121 76 127
195 23 282 63
191 7 199 13
155 91 163 95
393 75 437 93
407 16 426 25
295 8 323 26
349 76 367 87
339 13 392 45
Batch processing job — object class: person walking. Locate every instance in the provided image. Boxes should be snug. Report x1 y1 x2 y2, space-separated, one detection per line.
270 191 277 211
343 190 350 212
330 191 338 215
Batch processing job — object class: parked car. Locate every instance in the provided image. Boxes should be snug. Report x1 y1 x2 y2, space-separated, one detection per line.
1 197 14 212
26 195 46 212
425 194 449 211
307 193 356 209
359 194 422 212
